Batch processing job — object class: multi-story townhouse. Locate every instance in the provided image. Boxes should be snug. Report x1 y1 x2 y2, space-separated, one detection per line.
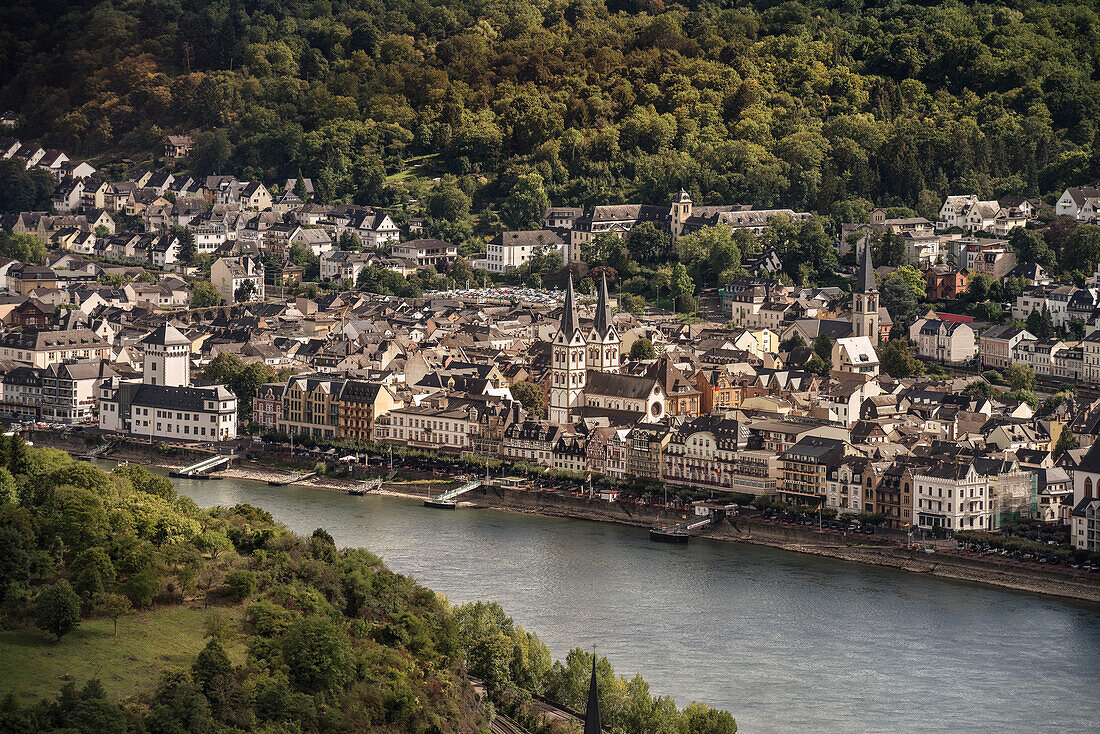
499 420 563 467
40 360 116 423
867 462 914 530
912 461 991 532
0 329 111 369
662 415 745 493
626 423 671 482
1069 441 1100 551
777 436 849 505
910 318 977 365
1013 339 1066 380
979 324 1035 369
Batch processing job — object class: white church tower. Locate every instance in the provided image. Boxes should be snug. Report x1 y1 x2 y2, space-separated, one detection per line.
587 272 620 372
142 323 192 387
549 275 587 424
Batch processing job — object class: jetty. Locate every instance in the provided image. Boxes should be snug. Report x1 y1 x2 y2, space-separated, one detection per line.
168 454 233 479
268 470 318 486
424 479 483 509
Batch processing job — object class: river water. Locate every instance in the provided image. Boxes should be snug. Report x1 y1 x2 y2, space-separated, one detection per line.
172 475 1100 734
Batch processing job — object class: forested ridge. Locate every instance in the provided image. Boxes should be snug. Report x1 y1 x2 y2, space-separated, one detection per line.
1 0 1098 216
0 441 737 733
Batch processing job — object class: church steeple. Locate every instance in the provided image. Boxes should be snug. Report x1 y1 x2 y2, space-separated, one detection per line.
593 272 613 339
853 242 880 342
549 274 587 423
857 241 877 294
587 272 620 373
583 654 601 734
560 273 581 340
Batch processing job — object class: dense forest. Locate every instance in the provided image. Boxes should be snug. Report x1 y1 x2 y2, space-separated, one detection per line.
0 440 737 733
1 0 1098 218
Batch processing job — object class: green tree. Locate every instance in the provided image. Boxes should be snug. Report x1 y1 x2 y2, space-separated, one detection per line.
0 466 15 505
1064 225 1100 273
629 338 657 360
114 464 176 500
72 547 116 599
190 129 232 176
877 339 926 378
500 173 549 230
281 616 355 696
224 569 256 601
1005 363 1036 392
172 226 196 264
35 580 82 641
191 281 220 307
234 279 257 302
679 701 739 734
627 221 670 262
427 177 472 222
779 333 806 352
0 232 46 263
1009 228 1055 268
1053 428 1080 460
145 668 216 734
94 592 131 636
670 262 694 297
468 632 513 698
510 381 546 418
192 638 233 696
962 380 994 399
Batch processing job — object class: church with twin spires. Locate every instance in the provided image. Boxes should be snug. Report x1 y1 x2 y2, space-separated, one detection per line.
548 273 667 425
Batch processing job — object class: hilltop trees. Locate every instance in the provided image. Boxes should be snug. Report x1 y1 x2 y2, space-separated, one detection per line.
1 2 1095 221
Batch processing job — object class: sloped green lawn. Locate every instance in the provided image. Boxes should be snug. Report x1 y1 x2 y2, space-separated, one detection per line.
0 604 244 701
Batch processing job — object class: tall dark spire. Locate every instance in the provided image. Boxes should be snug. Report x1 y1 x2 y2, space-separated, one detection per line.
593 272 613 338
857 241 877 293
560 274 581 338
583 654 601 734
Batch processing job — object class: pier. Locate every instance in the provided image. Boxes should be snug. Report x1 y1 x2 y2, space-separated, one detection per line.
424 479 483 509
169 454 233 479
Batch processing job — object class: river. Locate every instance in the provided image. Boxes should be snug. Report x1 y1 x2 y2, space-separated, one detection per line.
172 475 1100 734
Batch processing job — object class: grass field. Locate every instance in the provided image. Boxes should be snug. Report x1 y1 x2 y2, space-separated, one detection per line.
0 604 245 701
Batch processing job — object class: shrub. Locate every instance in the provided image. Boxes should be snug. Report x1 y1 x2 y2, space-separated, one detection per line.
225 569 257 601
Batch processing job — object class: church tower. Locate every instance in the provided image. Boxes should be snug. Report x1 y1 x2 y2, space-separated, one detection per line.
853 243 880 343
549 275 587 424
670 188 692 241
142 322 191 387
587 273 620 372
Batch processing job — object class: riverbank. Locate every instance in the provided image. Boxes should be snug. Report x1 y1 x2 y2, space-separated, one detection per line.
41 433 1100 604
215 461 1100 604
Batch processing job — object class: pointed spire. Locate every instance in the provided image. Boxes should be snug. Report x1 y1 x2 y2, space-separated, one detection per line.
858 241 877 293
583 653 601 734
560 274 580 339
594 272 613 338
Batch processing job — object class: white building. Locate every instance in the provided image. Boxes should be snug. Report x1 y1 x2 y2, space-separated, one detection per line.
913 462 992 532
910 318 977 365
211 256 265 304
98 380 238 442
831 336 880 378
40 361 116 423
141 323 191 387
486 230 565 273
1056 186 1100 220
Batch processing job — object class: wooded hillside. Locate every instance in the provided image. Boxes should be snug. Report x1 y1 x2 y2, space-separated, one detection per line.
2 0 1097 214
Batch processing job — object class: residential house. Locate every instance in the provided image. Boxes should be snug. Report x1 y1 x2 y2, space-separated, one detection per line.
211 256 265 304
